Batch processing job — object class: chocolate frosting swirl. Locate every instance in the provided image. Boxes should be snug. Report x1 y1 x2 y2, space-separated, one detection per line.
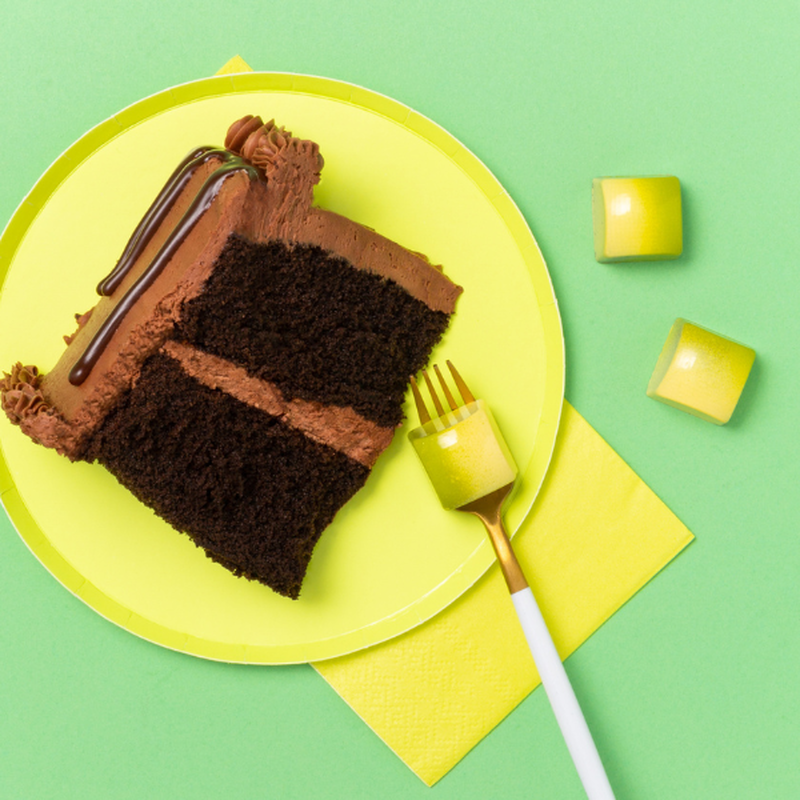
225 115 324 187
1 363 51 423
63 309 94 345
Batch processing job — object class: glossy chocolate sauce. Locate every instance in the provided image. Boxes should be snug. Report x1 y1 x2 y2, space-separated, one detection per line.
97 146 224 296
69 155 261 386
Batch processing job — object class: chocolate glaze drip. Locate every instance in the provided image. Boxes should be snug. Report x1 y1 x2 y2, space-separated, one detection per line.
70 158 261 386
97 146 225 296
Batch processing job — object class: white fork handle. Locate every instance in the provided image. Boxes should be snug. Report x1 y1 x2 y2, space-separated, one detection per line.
511 587 616 800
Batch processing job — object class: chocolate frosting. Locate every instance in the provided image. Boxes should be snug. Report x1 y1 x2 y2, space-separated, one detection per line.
225 115 324 185
0 362 78 455
225 115 326 232
1 363 50 423
63 310 94 345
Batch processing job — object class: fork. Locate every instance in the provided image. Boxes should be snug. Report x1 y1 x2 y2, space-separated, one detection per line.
409 361 615 800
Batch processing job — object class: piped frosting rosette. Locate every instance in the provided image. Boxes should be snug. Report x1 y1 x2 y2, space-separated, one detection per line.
0 363 50 424
225 115 324 187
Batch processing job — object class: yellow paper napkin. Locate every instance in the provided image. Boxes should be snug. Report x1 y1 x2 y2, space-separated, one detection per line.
216 54 253 75
314 401 693 785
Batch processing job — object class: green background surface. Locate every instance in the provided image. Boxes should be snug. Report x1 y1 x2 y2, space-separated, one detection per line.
1 2 797 798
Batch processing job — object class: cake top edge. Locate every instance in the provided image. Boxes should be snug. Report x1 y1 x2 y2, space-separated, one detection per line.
225 114 324 187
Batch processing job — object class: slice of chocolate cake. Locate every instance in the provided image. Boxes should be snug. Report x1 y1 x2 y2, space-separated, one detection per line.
1 115 462 599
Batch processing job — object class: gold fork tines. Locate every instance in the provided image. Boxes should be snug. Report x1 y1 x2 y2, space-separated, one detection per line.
422 369 446 417
411 361 475 423
409 375 431 424
445 359 475 404
433 364 458 410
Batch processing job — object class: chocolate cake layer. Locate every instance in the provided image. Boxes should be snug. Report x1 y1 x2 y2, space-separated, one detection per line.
162 341 394 468
176 236 450 428
86 352 369 599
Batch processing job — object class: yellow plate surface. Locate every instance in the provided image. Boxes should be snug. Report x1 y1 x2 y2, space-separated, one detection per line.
0 73 564 663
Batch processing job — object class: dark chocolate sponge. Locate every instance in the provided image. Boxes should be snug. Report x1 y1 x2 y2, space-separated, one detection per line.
176 236 450 428
87 352 369 599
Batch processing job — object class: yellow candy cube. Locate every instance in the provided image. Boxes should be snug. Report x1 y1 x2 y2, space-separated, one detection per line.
647 319 756 425
592 176 682 262
409 399 517 509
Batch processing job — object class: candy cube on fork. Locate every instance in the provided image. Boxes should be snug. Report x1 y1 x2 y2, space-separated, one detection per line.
409 362 615 800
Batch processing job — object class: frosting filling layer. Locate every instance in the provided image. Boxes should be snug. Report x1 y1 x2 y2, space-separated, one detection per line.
163 341 394 468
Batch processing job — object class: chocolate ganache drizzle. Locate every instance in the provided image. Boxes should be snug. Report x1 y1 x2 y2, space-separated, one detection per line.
69 148 263 386
96 146 220 297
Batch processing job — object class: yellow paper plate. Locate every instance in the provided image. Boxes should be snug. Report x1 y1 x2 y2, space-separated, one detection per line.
0 73 564 663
